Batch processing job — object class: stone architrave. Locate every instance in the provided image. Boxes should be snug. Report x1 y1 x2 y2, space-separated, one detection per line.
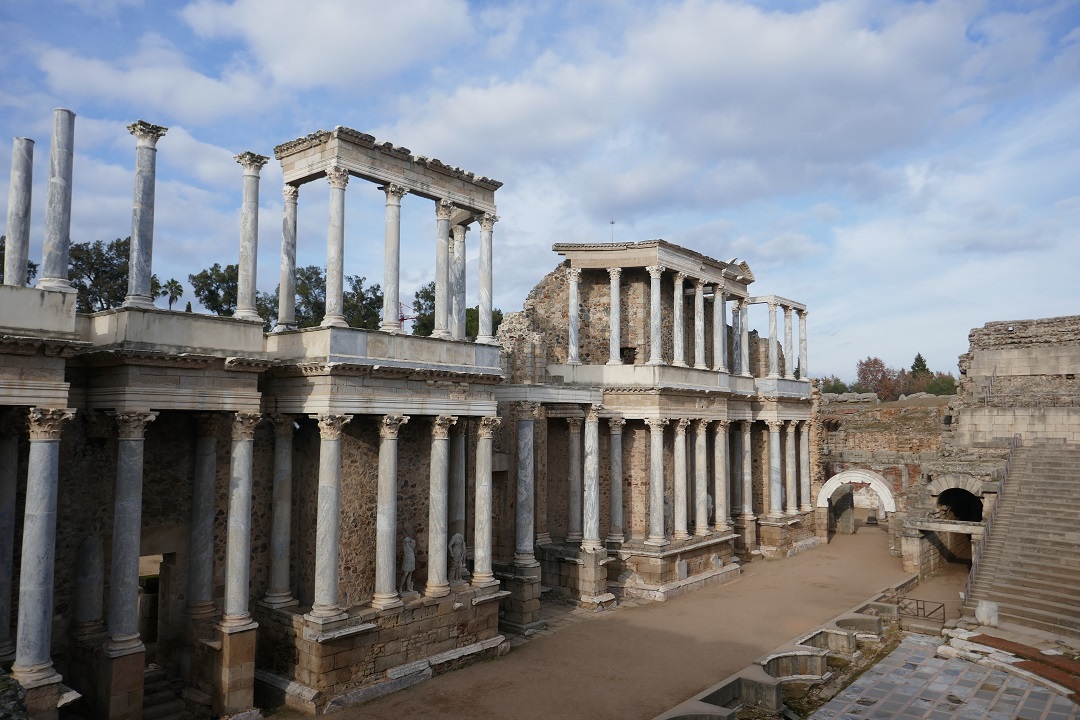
433 199 454 339
646 266 666 365
472 416 501 587
451 224 467 340
784 421 798 515
222 412 261 628
767 300 779 378
783 306 795 379
372 415 409 610
672 272 687 367
263 415 298 607
606 267 623 365
37 109 76 293
123 120 168 308
0 417 20 659
426 415 457 597
188 413 220 619
672 418 690 540
566 416 583 542
799 420 812 511
694 280 707 369
644 418 669 546
713 420 731 532
322 165 349 327
515 403 540 566
606 417 626 543
234 151 269 321
694 419 710 535
567 267 582 365
476 213 498 344
4 137 33 287
765 420 783 518
275 185 299 331
380 184 408 333
306 413 352 621
582 405 602 552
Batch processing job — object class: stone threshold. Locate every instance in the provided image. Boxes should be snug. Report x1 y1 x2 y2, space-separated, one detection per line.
612 562 742 602
617 532 738 559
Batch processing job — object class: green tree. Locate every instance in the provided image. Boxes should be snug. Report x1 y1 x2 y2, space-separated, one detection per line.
188 263 238 316
855 356 900 400
820 375 849 394
70 237 163 312
465 306 503 338
0 235 39 284
926 372 957 395
163 278 184 310
293 266 326 328
911 353 930 377
411 281 435 336
343 275 383 329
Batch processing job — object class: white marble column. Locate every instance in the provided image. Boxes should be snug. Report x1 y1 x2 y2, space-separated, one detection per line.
694 419 709 536
606 417 626 543
263 415 297 607
799 310 808 379
379 184 408 333
275 185 299 331
37 109 76 293
433 199 454 339
672 418 690 540
514 403 539 566
322 165 349 327
713 288 727 372
449 421 467 541
451 225 467 340
783 306 795 379
565 417 583 542
122 121 168 307
713 420 731 532
582 405 602 552
306 414 352 621
646 265 665 366
221 413 260 628
784 421 798 515
730 297 741 374
740 420 753 517
234 152 268 321
0 418 20 659
472 416 500 587
4 138 33 287
766 420 783 518
372 415 409 610
672 272 687 367
106 411 158 655
606 267 622 365
567 267 582 365
645 418 669 546
740 301 750 377
767 300 779 378
694 280 707 369
477 213 497 344
188 413 219 619
426 416 457 597
799 420 812 511
12 409 74 684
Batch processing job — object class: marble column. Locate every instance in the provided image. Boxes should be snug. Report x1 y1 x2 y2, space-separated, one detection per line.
731 297 741 374
607 268 622 365
567 267 582 364
379 184 408 333
766 420 783 518
322 165 349 328
306 414 351 621
0 419 19 659
477 213 497 344
188 414 219 619
672 272 687 367
565 417 583 542
644 418 669 546
783 306 795 379
451 225 467 340
104 411 157 656
713 288 728 372
426 415 457 597
73 536 106 643
672 418 690 540
449 420 467 541
740 420 753 517
123 120 168 308
694 419 709 536
514 403 539 566
472 416 500 587
582 405 602 552
263 415 297 607
221 413 260 627
233 152 268 321
433 199 454 339
372 415 409 610
694 280 707 369
12 408 74 684
767 300 779 378
4 137 33 286
799 310 808 379
730 421 743 520
37 109 76 293
713 420 731 532
785 421 798 515
275 185 299 331
740 301 750 377
799 420 812 511
646 266 665 366
606 417 626 543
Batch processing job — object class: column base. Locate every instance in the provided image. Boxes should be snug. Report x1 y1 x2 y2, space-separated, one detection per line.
271 322 297 333
693 363 708 370
234 308 262 322
566 359 581 366
605 533 625 545
97 645 145 720
303 607 348 625
432 329 450 339
535 532 552 546
379 321 402 333
644 536 670 547
565 532 582 543
581 539 604 552
370 593 403 611
72 621 108 646
35 278 76 293
187 601 218 622
476 335 496 345
11 660 61 688
672 360 688 368
693 529 711 537
471 574 499 589
122 294 155 309
102 634 144 658
799 504 813 512
606 359 623 366
673 531 691 541
321 315 348 328
219 612 255 630
785 508 799 516
424 582 451 598
513 554 539 568
258 592 298 609
646 359 664 366
713 522 732 535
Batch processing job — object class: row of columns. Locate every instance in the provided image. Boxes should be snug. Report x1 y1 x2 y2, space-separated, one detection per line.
766 299 809 379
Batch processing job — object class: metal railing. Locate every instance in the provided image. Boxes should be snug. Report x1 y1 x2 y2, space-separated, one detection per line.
898 598 945 623
984 366 997 405
964 432 1022 605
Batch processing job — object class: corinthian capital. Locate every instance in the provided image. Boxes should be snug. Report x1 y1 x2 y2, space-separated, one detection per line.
646 265 666 280
644 417 669 431
566 417 583 433
432 415 458 439
268 414 296 438
436 198 455 221
608 416 626 434
127 120 168 147
586 404 602 422
283 184 299 202
115 411 158 440
312 413 352 440
607 267 622 281
379 415 410 439
27 408 76 441
478 212 498 231
232 412 262 441
674 417 691 434
326 164 349 189
765 419 783 431
381 183 409 202
478 416 502 438
567 267 582 283
235 151 269 175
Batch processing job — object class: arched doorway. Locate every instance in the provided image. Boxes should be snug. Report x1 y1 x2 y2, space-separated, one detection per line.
817 469 897 538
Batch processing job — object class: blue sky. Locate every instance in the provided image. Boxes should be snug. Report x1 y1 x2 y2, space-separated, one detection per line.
1 0 1078 380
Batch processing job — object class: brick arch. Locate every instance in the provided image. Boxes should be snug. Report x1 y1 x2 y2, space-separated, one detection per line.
926 474 987 498
817 469 896 513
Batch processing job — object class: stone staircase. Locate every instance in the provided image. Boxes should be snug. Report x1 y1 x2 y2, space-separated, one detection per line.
142 665 194 720
964 444 1080 639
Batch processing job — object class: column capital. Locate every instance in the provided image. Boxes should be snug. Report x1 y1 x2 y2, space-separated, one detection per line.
798 308 808 319
436 198 455 221
800 419 812 431
380 183 409 202
477 415 502 438
739 418 753 430
674 417 691 434
585 404 602 422
646 265 666 279
567 266 582 283
694 278 706 290
311 413 351 440
516 401 542 419
232 412 262 441
127 120 168 147
713 281 726 295
268 413 296 438
27 407 75 440
644 417 669 431
478 212 498 231
606 266 622 280
283 184 299 202
783 304 792 318
194 412 222 437
114 411 158 439
674 271 687 283
608 416 626 433
234 151 268 175
767 298 778 311
566 416 583 433
432 415 458 439
764 419 783 431
785 420 798 433
379 414 409 439
715 419 731 430
326 164 349 189
693 417 710 431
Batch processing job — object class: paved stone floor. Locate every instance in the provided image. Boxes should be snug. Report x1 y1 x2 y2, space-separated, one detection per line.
811 634 1080 720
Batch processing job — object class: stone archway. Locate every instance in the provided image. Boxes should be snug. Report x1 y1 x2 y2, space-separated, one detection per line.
817 469 896 513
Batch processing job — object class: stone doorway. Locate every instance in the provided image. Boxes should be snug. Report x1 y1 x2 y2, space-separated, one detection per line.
935 488 983 522
137 553 163 664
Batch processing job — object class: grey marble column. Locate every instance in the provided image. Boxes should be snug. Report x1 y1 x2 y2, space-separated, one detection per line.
372 415 409 610
740 301 750 377
644 418 669 546
646 266 665 366
799 420 812 511
694 419 709 535
380 184 408 333
472 416 500 587
449 421 467 541
767 300 779 378
188 414 219 619
713 288 727 372
123 120 168 308
565 417 583 542
322 165 349 328
307 414 351 620
713 420 731 532
0 421 19 659
426 416 456 597
105 411 157 655
582 405 602 552
275 185 299 332
784 421 798 515
433 199 453 339
740 420 753 517
606 417 626 543
73 536 106 643
4 138 33 287
799 310 808 379
234 151 268 321
731 297 741 374
222 413 260 627
672 272 687 367
783 306 795 379
766 420 783 518
694 280 707 369
12 408 73 683
451 224 467 340
514 403 539 566
263 415 297 607
37 109 76 293
606 267 622 365
477 213 497 344
672 418 689 540
566 267 582 364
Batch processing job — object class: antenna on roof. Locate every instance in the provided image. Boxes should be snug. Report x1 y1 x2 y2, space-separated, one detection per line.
610 219 615 242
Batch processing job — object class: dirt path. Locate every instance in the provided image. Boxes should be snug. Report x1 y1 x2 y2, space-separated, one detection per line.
270 527 910 720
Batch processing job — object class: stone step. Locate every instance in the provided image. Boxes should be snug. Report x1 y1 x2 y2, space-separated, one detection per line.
995 609 1080 641
978 572 1080 597
143 699 190 720
983 585 1080 614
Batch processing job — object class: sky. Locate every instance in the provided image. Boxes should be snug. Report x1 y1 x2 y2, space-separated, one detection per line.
1 0 1078 381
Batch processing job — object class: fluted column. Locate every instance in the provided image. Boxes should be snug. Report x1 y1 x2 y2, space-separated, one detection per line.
322 165 349 327
275 185 299 331
799 310 808 379
673 418 690 540
606 268 622 365
644 418 669 546
477 213 497 344
3 138 33 286
740 420 753 517
263 415 297 607
380 184 408 333
672 272 687 367
694 419 709 535
799 420 812 511
646 266 665 365
307 414 352 620
515 403 539 566
783 306 795 379
606 417 626 543
433 199 454 339
372 415 409 610
37 109 76 293
713 287 727 372
451 225 467 340
426 416 457 597
123 120 168 308
694 280 707 369
221 413 260 627
740 300 750 377
766 420 783 518
12 408 74 683
449 420 467 541
713 420 731 532
472 416 500 587
188 413 219 618
784 421 798 514
582 405 602 551
565 417 583 541
767 300 779 378
0 419 16 660
567 267 582 365
234 152 268 321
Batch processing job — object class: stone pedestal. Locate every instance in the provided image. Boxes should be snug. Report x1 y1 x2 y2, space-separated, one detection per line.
734 515 757 560
577 550 615 611
495 563 545 635
214 623 257 717
22 676 62 720
97 647 145 720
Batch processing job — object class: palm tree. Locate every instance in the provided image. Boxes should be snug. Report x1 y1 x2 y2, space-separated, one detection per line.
163 278 184 310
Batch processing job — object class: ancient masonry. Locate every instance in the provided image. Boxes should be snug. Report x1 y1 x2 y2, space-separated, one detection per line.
0 109 812 718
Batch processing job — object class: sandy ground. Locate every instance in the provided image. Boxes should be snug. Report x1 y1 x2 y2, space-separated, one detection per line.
269 526 915 720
